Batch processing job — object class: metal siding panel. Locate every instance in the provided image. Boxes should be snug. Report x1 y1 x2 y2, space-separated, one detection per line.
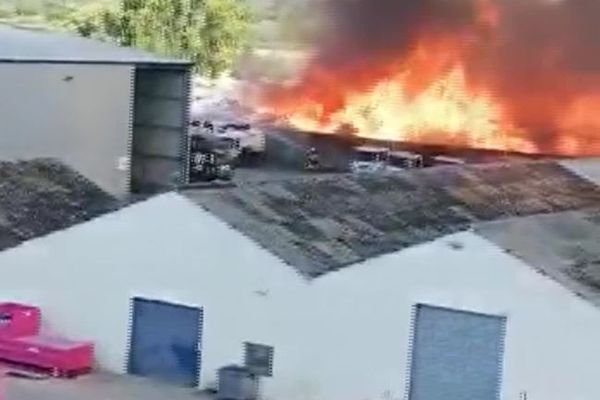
131 67 189 192
132 157 181 191
128 298 202 387
124 67 136 193
408 305 506 400
131 126 182 157
0 63 133 197
133 97 184 129
180 70 192 186
135 70 187 98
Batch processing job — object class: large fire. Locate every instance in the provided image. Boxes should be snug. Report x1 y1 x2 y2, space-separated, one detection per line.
251 0 600 156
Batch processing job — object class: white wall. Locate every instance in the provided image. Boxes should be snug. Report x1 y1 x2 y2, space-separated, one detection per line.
0 193 600 400
0 62 133 195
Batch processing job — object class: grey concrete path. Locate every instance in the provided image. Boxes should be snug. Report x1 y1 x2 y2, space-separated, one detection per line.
5 373 214 400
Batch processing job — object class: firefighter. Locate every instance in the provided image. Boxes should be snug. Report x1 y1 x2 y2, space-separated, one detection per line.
202 120 215 133
305 147 320 170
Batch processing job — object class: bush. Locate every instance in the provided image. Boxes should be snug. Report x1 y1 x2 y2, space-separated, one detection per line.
42 2 74 22
7 0 255 79
0 7 15 19
14 0 41 16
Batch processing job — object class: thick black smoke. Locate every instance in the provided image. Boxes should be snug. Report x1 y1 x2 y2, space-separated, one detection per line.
475 0 600 148
312 0 600 75
315 0 481 68
303 0 600 151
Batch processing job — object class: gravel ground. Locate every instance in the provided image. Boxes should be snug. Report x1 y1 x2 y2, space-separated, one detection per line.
5 373 214 400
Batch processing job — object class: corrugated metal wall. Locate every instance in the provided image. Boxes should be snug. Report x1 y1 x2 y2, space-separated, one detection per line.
130 67 191 193
0 62 133 196
408 304 506 400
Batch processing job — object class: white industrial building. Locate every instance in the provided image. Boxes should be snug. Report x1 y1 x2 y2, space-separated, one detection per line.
2 159 600 400
0 25 194 197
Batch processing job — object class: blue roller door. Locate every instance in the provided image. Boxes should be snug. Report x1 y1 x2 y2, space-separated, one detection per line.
408 304 506 400
128 297 202 387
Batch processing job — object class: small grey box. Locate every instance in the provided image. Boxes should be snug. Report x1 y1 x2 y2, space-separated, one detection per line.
243 342 274 377
217 365 258 400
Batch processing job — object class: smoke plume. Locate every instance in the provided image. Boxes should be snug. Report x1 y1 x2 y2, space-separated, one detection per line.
261 0 600 154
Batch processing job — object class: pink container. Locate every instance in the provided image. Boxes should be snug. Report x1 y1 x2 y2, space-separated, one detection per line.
0 335 93 375
0 303 41 339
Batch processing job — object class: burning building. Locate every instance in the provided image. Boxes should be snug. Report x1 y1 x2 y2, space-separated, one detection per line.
252 0 600 156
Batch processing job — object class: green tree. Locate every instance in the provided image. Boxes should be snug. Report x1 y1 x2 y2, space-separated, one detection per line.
197 0 253 78
14 0 41 16
50 0 252 78
120 0 253 77
49 3 121 42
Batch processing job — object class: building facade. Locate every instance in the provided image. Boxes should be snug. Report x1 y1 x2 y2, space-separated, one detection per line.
0 26 193 197
1 192 600 400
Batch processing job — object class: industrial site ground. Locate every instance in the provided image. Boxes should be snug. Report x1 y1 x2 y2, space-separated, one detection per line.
6 373 214 400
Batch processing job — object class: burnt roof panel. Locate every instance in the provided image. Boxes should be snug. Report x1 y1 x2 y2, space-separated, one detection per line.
476 210 600 308
183 161 600 278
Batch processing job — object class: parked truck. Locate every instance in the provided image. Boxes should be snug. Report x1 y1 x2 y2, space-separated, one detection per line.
349 146 424 174
189 131 235 182
191 118 266 164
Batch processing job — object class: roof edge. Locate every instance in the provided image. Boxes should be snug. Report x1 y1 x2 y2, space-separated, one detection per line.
0 58 194 67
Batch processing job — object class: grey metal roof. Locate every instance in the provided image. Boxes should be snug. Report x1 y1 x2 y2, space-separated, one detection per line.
0 158 122 251
0 25 192 66
476 211 600 309
182 161 600 278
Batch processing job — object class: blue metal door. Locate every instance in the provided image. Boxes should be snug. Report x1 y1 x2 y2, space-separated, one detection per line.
408 304 506 400
128 297 202 387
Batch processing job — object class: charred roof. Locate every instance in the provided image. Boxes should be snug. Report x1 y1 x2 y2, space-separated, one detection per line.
477 210 600 309
183 161 600 278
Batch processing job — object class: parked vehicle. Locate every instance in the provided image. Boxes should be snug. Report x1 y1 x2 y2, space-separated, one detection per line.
191 118 266 163
388 151 424 170
349 146 424 173
189 133 234 182
350 146 391 174
215 122 266 161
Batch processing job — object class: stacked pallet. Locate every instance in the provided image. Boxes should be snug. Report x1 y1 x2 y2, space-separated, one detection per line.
0 302 93 378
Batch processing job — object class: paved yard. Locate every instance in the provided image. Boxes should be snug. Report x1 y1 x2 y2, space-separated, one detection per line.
5 373 214 400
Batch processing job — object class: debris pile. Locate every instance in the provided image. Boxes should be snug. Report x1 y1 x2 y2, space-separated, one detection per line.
0 159 120 249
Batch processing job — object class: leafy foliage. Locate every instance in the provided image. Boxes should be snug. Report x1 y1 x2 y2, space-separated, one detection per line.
52 3 120 41
196 0 254 77
13 0 41 16
49 0 253 77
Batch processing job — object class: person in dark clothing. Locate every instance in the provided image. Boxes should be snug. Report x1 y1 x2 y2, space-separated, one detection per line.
305 147 320 170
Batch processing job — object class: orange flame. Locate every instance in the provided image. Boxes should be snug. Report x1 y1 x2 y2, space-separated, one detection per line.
252 0 600 156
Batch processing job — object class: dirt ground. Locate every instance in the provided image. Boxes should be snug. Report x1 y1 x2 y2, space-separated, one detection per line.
5 373 214 400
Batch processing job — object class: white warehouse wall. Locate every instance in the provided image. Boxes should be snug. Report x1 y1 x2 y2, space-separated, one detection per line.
0 62 133 195
0 193 599 400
